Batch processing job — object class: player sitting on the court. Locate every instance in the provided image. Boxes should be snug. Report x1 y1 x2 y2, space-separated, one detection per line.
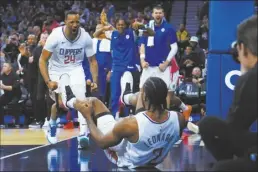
62 72 190 168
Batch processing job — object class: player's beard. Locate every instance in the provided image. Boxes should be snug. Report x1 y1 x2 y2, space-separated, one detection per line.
154 18 162 25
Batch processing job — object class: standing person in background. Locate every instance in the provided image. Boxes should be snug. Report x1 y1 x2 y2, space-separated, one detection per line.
106 1 115 22
177 23 190 56
93 8 114 102
108 18 154 117
196 17 209 50
42 14 59 33
29 32 49 128
140 5 191 118
32 26 41 43
3 34 19 64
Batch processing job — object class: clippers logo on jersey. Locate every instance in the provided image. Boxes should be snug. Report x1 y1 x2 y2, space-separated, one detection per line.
59 48 83 64
59 48 83 56
44 27 95 71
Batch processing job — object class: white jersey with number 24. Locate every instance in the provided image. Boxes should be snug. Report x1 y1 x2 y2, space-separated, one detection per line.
44 26 95 72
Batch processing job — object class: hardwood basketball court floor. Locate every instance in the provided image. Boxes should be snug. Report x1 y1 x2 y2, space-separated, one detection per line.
0 128 215 171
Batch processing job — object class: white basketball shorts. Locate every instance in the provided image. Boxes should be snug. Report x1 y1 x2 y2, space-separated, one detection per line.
48 65 86 101
97 114 127 165
139 66 171 89
169 71 180 92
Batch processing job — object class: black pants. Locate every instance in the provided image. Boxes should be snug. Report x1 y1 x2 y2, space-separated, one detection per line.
0 94 20 124
35 73 48 122
212 157 257 171
199 116 257 161
28 78 38 121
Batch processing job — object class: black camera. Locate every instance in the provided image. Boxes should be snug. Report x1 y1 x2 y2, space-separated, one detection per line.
208 41 240 64
230 41 240 64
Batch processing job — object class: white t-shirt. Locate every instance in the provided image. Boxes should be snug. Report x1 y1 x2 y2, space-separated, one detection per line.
44 26 95 72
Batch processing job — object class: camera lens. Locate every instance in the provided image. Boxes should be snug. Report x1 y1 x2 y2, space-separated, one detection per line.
231 41 240 64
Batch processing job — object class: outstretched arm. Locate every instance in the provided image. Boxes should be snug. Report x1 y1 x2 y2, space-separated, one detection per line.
93 24 105 38
74 98 136 149
131 22 155 36
93 24 113 39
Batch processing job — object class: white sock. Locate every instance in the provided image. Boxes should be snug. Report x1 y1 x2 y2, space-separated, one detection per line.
66 97 76 108
124 93 134 105
49 118 56 126
78 112 89 136
80 162 89 171
180 102 188 111
187 122 199 134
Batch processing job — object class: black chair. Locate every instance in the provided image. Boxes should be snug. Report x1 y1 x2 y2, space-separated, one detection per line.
3 85 29 127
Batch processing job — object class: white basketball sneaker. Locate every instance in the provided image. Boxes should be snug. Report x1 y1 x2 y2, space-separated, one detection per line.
47 123 57 144
120 71 133 105
77 135 90 149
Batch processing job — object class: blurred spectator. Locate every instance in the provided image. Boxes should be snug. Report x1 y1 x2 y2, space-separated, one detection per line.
0 62 21 124
33 26 41 42
189 36 205 68
180 45 194 76
18 34 25 44
42 14 59 33
81 4 90 23
29 32 49 128
0 50 6 69
192 67 204 87
125 6 136 21
42 21 52 34
25 26 34 38
71 1 81 12
3 34 19 64
135 12 147 24
199 0 209 21
177 23 190 55
196 16 209 50
143 6 152 21
18 18 30 33
180 46 193 65
177 24 190 42
106 1 115 22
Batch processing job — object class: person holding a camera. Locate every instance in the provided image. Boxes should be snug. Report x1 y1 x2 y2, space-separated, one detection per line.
189 15 257 171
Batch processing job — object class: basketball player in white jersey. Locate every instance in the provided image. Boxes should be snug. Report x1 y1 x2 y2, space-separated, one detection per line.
62 72 189 168
39 10 98 147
